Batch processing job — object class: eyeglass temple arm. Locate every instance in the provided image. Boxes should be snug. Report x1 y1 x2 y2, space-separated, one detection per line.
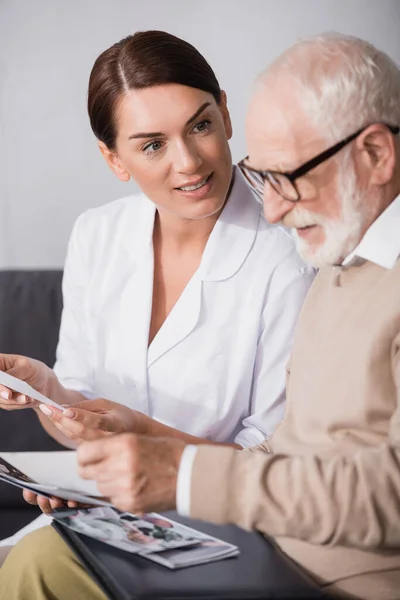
287 129 363 182
287 123 399 182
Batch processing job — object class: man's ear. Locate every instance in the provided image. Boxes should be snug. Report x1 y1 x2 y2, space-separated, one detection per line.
356 124 397 186
219 91 233 140
98 142 130 182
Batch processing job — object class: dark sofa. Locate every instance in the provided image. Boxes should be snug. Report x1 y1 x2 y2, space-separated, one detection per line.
0 270 66 539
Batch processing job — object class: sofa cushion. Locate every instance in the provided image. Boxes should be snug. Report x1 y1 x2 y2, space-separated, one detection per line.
0 507 42 540
0 270 66 508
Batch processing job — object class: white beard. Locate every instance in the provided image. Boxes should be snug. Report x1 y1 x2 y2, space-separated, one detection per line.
286 165 369 268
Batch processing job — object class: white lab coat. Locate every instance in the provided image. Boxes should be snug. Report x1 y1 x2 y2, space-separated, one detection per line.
54 168 314 447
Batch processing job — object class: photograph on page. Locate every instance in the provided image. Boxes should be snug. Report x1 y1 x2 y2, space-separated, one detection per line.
0 456 36 484
52 507 201 554
0 455 111 507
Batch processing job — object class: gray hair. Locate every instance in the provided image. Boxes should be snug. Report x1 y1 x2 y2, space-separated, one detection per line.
257 32 400 143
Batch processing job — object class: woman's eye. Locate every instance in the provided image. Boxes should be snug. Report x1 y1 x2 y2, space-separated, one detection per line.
142 141 163 154
193 119 211 133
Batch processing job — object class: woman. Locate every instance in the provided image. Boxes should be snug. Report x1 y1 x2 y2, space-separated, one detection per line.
0 31 313 549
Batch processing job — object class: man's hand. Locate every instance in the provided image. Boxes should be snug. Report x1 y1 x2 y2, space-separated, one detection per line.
77 433 185 514
38 398 151 444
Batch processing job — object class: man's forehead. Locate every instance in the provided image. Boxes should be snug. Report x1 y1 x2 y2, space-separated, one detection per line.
245 86 321 168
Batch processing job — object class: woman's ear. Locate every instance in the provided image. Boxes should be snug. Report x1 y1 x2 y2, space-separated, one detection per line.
98 142 130 182
219 91 233 140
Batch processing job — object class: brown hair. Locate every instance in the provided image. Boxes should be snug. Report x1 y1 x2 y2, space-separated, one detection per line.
87 30 222 150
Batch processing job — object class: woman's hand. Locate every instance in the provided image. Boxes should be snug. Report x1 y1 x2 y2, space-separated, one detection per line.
22 489 80 514
37 398 152 444
0 354 54 411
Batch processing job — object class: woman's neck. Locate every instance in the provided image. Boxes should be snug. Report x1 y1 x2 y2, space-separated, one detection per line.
153 169 235 252
154 208 221 252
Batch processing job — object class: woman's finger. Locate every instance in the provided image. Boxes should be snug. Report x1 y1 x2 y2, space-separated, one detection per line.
23 489 39 505
36 495 54 514
0 385 12 401
53 420 104 442
49 496 66 510
0 386 37 409
39 404 109 440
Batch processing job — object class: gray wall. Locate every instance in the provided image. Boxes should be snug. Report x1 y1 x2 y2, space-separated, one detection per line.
1 0 400 268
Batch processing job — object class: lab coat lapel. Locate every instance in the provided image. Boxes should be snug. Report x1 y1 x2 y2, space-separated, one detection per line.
198 166 261 282
116 198 155 411
146 167 260 368
147 274 202 368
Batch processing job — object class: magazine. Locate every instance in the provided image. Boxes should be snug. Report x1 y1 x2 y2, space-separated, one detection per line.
0 454 239 568
52 506 239 568
0 453 112 506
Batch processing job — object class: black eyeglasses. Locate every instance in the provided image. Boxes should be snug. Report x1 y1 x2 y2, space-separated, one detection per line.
238 123 399 202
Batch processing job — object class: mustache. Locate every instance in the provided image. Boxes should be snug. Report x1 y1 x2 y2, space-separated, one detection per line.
281 208 328 228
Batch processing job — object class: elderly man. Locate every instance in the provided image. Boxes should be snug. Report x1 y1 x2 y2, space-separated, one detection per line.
1 32 400 600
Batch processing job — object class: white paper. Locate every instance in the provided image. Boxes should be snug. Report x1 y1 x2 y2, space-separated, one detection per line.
0 451 103 497
0 371 64 410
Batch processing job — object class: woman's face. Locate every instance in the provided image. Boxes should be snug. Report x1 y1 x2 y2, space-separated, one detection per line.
100 84 233 220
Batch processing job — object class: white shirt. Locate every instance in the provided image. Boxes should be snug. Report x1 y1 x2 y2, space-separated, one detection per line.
342 193 400 269
177 193 400 516
54 167 314 448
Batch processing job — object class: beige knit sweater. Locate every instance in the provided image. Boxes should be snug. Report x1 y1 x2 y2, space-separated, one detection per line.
190 259 400 597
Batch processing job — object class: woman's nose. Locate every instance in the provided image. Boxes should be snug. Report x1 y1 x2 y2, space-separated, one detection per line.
174 142 203 174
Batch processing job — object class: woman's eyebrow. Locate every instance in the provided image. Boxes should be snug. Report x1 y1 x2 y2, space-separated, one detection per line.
185 101 211 125
128 101 212 140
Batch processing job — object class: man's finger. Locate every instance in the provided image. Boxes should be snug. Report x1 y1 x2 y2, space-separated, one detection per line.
77 438 112 467
77 434 133 467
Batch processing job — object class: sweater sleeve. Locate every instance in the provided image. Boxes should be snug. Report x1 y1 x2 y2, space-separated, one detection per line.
189 332 400 550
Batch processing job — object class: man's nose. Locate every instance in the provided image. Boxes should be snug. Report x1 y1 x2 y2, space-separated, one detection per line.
262 187 294 224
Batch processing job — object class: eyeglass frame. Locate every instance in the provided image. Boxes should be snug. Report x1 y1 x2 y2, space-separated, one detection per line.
238 123 400 202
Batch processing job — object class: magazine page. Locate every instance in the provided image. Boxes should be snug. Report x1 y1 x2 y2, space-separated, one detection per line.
52 507 201 554
0 451 101 497
0 455 111 507
52 507 239 569
0 456 37 484
147 540 239 569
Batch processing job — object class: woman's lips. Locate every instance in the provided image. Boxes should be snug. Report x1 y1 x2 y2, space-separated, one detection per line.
174 173 213 199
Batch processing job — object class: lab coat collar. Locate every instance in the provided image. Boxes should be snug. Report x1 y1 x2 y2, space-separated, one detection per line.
198 166 262 282
123 166 261 282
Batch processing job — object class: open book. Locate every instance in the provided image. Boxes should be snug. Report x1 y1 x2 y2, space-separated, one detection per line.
0 453 239 569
